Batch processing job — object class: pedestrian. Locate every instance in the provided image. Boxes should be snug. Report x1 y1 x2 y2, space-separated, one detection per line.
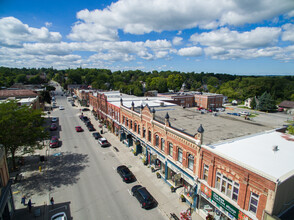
27 199 32 212
21 195 26 205
50 197 54 206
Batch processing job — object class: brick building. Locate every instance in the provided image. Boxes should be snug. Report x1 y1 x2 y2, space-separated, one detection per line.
194 93 223 110
157 92 195 108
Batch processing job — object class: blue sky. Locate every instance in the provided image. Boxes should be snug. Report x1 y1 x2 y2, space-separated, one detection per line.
1 0 294 75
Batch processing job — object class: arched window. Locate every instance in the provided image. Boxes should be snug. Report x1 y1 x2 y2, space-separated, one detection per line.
177 148 183 163
188 154 194 171
148 130 152 142
161 138 165 151
130 120 132 129
134 122 137 131
143 127 146 138
126 118 128 126
155 135 159 147
168 143 173 157
138 125 140 135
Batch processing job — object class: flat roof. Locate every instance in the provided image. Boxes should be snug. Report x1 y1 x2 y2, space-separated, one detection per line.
151 105 273 145
208 131 294 182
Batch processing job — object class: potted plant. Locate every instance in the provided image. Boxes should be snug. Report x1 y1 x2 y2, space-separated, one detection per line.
170 186 175 192
156 172 161 178
151 167 155 172
180 194 186 202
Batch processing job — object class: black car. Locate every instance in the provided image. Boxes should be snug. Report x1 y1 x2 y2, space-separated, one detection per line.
92 132 102 139
131 185 156 209
85 121 92 126
82 108 90 111
87 124 95 131
117 165 136 183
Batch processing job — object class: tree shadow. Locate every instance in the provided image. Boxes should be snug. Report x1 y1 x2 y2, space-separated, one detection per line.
14 152 89 196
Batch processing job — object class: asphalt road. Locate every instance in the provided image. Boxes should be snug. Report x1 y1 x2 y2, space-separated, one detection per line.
48 87 165 220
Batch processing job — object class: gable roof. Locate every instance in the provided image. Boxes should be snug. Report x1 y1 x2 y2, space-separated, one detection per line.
279 100 294 108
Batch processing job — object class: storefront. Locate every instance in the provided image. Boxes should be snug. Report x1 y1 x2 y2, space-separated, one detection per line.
199 184 248 220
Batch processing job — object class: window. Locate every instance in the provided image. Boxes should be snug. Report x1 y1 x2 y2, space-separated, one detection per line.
123 116 125 124
161 138 165 151
215 172 239 202
134 123 137 132
138 125 140 135
155 135 159 147
126 118 128 126
148 130 152 142
143 127 146 138
203 164 209 182
130 120 132 129
168 143 173 157
177 148 183 163
188 154 194 171
249 192 259 214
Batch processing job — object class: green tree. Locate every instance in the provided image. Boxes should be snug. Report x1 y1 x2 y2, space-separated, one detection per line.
256 92 277 112
287 125 294 135
250 97 257 109
0 100 48 170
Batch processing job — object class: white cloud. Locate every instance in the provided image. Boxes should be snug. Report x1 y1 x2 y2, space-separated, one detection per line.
178 46 202 57
172 37 183 46
67 0 294 41
0 17 62 47
282 23 294 42
190 27 281 49
45 22 52 27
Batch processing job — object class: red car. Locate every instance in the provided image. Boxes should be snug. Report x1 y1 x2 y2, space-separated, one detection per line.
50 136 59 148
75 126 84 132
50 123 58 131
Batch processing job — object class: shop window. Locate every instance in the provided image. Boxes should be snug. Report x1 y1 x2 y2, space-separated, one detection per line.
161 138 165 151
138 125 140 135
249 192 259 215
177 148 183 163
203 164 209 182
155 135 159 147
188 154 194 171
143 127 146 138
215 172 239 202
168 143 173 157
148 130 152 142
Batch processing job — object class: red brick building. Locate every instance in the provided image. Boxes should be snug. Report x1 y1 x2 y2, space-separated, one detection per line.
194 93 223 110
157 93 195 108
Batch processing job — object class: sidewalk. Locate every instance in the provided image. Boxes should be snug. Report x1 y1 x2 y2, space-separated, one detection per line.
82 108 203 220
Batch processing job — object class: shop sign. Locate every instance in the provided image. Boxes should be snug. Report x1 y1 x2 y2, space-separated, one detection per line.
211 191 239 219
201 184 212 199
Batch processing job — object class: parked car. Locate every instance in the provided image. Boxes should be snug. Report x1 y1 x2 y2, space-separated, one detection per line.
278 107 284 112
131 185 156 209
51 117 58 122
239 111 250 116
50 136 59 148
117 165 136 183
51 212 67 220
75 126 84 132
98 138 110 147
72 103 75 107
87 124 95 131
50 123 58 131
92 132 102 139
81 108 90 111
82 116 90 123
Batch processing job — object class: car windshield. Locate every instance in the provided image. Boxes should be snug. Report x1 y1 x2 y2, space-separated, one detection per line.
51 139 58 143
101 140 108 144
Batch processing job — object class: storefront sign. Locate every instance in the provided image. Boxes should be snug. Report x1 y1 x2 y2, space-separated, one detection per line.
238 211 252 220
201 184 212 199
211 191 239 219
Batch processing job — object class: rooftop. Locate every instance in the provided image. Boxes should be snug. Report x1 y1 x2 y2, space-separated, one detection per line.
0 89 37 98
208 130 294 183
147 105 273 145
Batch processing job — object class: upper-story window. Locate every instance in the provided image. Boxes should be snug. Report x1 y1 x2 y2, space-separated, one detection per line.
148 130 152 142
155 135 159 147
187 154 194 171
161 138 165 151
130 120 132 129
134 123 137 132
123 116 125 124
126 118 128 126
177 148 183 163
143 127 146 138
168 143 173 157
215 172 239 202
203 164 209 182
249 192 259 215
138 125 140 135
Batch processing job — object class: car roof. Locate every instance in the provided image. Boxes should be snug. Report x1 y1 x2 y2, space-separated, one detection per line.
99 138 107 141
51 136 58 139
75 126 81 128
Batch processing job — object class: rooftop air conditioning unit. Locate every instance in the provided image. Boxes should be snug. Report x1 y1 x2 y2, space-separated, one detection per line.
160 102 164 107
272 145 279 152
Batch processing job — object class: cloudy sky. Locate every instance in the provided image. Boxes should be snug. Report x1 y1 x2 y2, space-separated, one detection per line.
1 0 294 75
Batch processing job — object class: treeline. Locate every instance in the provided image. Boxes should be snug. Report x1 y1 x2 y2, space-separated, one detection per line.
0 66 293 102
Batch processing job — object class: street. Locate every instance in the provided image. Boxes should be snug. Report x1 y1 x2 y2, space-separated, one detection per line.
48 86 166 220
